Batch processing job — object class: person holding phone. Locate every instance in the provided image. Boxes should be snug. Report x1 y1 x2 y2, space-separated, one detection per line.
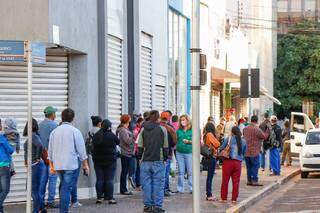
176 115 193 194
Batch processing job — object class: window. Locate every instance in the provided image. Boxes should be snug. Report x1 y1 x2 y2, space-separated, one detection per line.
292 115 305 133
306 132 320 145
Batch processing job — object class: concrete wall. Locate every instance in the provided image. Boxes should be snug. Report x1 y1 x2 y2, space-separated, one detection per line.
0 0 49 41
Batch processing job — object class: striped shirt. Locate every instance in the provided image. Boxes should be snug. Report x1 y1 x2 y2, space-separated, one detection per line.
243 124 267 157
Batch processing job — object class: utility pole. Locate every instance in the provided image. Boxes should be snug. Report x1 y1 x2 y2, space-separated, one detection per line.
248 41 252 119
191 0 200 212
238 0 240 27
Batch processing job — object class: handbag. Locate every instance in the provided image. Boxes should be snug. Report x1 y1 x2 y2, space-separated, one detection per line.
219 137 231 159
200 143 212 157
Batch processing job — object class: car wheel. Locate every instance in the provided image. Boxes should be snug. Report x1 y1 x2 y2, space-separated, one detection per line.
301 172 309 179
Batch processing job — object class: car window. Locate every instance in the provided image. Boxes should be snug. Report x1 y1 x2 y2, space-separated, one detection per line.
306 132 320 145
292 115 306 133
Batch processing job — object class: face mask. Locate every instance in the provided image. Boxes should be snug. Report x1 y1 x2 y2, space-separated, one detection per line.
181 120 187 127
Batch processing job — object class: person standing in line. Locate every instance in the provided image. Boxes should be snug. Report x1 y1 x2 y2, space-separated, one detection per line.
138 110 168 213
117 115 135 195
23 118 46 213
243 115 268 186
220 127 246 203
237 118 246 135
269 116 282 176
171 115 179 132
38 106 59 209
133 117 144 190
0 119 14 213
203 122 220 201
85 116 102 156
259 112 271 172
3 118 20 177
159 112 177 197
176 115 193 194
92 119 119 204
224 116 236 138
281 120 292 166
216 118 226 141
48 108 89 213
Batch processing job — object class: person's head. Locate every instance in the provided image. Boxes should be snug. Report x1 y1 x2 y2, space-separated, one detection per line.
244 117 248 122
23 118 39 136
61 108 75 123
231 126 242 155
136 117 144 125
44 106 57 120
143 111 150 121
264 112 270 120
91 116 102 128
251 115 258 124
4 118 17 131
270 115 278 125
220 117 226 125
204 122 216 137
179 115 191 130
238 118 245 125
149 110 160 122
284 120 290 128
207 116 214 123
101 119 112 131
120 114 131 128
160 111 171 122
165 110 173 117
172 115 179 123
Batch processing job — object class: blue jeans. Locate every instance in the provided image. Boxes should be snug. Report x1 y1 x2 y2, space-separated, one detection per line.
245 156 260 183
206 156 216 197
270 147 281 175
140 161 165 208
39 163 58 207
58 169 78 213
0 167 11 213
71 163 81 204
176 152 192 192
164 160 171 192
32 160 45 213
260 152 265 169
135 156 141 187
94 162 117 200
120 156 134 193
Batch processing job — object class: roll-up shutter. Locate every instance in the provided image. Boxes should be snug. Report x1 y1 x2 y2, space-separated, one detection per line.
140 46 152 113
107 35 123 128
0 55 68 202
155 85 166 112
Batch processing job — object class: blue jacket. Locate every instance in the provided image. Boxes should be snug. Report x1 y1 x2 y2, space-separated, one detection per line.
0 134 14 164
220 136 246 161
39 119 58 149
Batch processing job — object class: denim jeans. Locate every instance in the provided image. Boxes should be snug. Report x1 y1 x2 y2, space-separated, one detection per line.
120 155 134 193
176 152 192 192
0 167 11 213
32 160 45 213
140 161 165 208
245 156 260 183
39 163 58 207
135 156 141 187
58 169 78 213
94 162 117 200
206 156 216 197
71 162 81 204
164 160 171 192
270 147 281 175
260 152 265 169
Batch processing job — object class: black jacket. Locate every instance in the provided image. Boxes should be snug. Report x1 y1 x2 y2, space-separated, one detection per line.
24 133 44 164
92 129 120 166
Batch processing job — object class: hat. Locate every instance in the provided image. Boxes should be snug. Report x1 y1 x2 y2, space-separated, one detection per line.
120 115 131 124
160 112 171 121
44 106 58 115
270 115 278 123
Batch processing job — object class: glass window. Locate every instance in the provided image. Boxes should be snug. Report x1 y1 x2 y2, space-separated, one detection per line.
306 132 320 145
292 115 306 133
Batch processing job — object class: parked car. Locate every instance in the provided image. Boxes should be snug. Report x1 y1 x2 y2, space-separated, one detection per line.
296 129 320 178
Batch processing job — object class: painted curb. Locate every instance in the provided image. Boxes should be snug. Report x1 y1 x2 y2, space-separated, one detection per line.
226 169 301 213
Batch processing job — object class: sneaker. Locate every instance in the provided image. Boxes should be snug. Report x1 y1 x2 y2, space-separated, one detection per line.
143 205 153 213
129 177 136 189
72 202 82 208
96 199 103 204
108 199 117 205
164 191 171 197
153 207 165 213
120 191 133 195
46 202 58 209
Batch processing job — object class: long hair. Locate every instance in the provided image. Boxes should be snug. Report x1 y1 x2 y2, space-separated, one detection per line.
179 115 192 130
231 126 242 155
23 118 39 136
203 122 216 141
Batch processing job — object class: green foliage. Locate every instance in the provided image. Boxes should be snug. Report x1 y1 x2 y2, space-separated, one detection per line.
275 21 320 119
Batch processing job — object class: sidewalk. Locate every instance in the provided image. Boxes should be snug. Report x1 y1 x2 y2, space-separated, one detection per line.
5 164 299 213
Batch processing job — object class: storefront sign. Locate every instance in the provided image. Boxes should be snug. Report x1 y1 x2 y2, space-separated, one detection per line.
31 42 46 64
0 40 25 62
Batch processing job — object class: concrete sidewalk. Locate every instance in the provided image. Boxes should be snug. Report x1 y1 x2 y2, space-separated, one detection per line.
5 164 299 213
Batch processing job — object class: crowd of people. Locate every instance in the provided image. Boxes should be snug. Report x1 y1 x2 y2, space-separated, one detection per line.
0 106 294 213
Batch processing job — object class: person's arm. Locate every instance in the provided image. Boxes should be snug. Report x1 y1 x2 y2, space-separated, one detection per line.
0 136 14 155
161 127 169 161
169 127 178 146
219 137 228 151
15 133 20 153
256 128 267 140
206 133 220 149
119 129 132 145
114 133 120 146
137 129 144 160
73 130 89 174
48 132 53 162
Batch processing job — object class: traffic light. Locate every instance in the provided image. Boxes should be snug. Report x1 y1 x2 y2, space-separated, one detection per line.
240 68 260 98
200 54 207 86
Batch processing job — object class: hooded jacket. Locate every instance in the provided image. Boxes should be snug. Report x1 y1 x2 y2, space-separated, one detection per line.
117 126 135 157
138 121 169 161
0 134 14 166
4 118 20 152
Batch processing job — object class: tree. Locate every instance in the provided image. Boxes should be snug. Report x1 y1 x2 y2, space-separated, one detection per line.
275 21 320 119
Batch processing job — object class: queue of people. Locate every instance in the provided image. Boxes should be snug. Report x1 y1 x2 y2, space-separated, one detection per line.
0 106 293 213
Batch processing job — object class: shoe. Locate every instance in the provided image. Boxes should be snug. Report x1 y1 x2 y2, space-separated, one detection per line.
108 199 117 205
46 202 58 209
10 170 16 177
164 191 171 197
121 191 133 195
96 199 103 204
246 182 252 186
168 189 178 194
72 202 82 208
143 205 153 213
129 177 136 189
219 199 227 203
153 207 165 213
251 182 263 187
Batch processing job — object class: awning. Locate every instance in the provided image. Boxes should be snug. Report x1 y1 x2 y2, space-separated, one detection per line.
211 67 240 83
260 86 281 105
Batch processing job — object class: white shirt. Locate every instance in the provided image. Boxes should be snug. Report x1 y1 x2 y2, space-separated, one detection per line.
48 122 87 171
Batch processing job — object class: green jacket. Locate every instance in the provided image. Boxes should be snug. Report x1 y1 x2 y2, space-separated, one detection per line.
176 129 192 154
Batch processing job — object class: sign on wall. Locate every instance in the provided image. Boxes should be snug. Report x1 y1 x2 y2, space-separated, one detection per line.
0 40 25 62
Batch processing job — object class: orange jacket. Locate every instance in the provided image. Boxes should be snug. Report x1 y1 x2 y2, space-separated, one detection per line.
204 133 221 157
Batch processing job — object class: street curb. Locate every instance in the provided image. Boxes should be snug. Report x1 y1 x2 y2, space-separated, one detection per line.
226 169 301 213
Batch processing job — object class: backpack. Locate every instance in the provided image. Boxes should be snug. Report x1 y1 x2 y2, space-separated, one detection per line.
269 126 280 148
85 131 94 155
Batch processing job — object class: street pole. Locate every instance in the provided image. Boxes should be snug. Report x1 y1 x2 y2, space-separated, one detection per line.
191 0 200 212
26 41 33 213
248 41 252 119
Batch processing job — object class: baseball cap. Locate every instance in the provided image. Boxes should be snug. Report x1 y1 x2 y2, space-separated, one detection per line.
44 106 58 115
270 115 278 123
160 112 171 121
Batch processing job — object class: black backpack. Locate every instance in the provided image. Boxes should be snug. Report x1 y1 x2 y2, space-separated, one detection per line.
85 132 94 155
